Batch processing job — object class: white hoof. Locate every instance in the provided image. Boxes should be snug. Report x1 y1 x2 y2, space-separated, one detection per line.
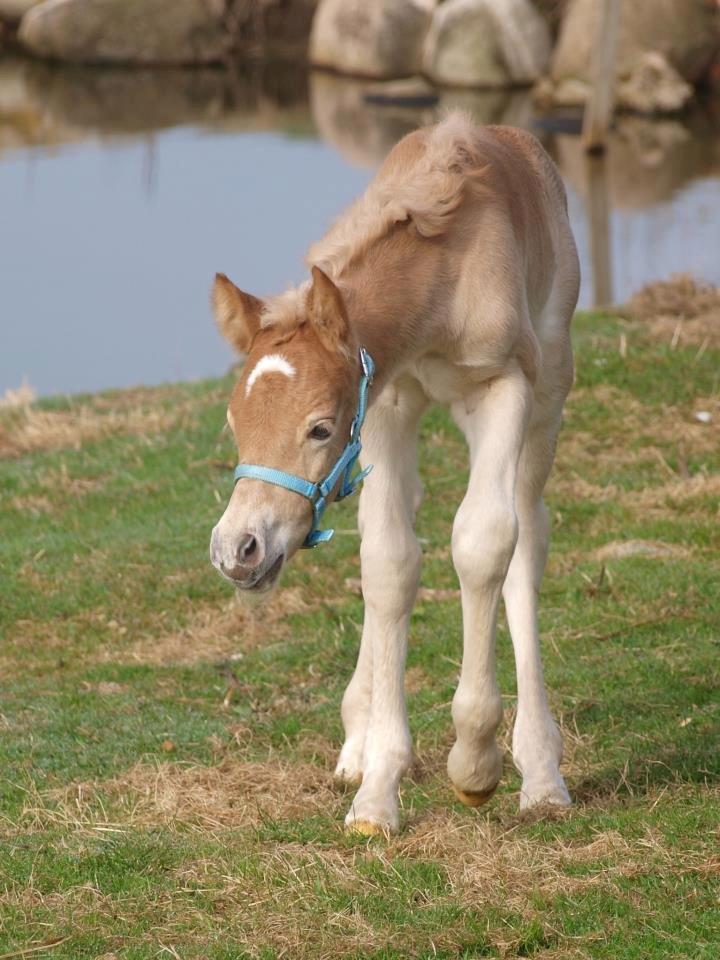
519 776 571 811
344 783 400 835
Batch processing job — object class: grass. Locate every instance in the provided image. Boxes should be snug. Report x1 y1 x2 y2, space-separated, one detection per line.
1 310 719 959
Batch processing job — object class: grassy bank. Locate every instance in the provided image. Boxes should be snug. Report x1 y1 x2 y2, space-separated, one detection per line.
1 310 718 959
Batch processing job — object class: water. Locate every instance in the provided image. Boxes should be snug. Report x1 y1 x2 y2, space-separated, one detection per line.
1 58 719 398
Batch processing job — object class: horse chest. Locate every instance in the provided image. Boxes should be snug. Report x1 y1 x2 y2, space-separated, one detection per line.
409 354 501 406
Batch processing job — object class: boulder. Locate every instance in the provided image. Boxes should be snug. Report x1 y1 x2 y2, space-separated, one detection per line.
549 0 720 111
309 0 435 79
0 0 42 25
18 0 230 65
423 0 551 88
617 52 693 115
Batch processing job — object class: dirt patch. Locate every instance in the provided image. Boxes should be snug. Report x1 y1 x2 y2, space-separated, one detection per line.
405 665 431 694
121 587 312 666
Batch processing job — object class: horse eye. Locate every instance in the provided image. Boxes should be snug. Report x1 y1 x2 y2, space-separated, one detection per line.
309 424 332 441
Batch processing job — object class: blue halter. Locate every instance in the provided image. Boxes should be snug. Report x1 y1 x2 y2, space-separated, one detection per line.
233 348 375 549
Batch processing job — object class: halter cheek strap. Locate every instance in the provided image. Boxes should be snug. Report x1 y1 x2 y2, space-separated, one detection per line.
232 348 375 549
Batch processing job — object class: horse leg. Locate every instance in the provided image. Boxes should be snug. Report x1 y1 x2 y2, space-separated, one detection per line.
448 364 532 805
341 376 426 834
502 417 571 809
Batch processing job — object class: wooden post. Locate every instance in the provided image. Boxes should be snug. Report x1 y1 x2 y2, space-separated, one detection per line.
582 0 622 153
586 154 613 307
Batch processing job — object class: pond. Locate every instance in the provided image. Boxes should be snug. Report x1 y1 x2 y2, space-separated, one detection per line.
2 57 719 397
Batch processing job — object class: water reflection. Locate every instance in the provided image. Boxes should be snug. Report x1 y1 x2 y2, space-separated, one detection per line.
1 55 719 396
0 56 312 148
311 73 536 170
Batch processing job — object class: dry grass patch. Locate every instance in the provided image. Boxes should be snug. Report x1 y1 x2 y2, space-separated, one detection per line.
563 385 719 460
616 472 720 522
13 756 342 834
627 275 720 348
0 383 228 458
7 493 55 515
7 465 108 515
553 382 719 529
0 404 178 458
110 756 341 829
591 539 691 561
120 587 312 666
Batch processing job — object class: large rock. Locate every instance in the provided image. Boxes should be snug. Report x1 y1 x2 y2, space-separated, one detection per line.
0 0 42 25
549 0 720 111
423 0 551 88
309 0 435 79
18 0 230 65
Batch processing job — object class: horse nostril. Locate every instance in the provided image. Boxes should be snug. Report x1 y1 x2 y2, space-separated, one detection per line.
237 533 257 564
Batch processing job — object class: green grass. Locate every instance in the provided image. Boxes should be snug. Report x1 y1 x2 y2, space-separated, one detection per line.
1 312 718 959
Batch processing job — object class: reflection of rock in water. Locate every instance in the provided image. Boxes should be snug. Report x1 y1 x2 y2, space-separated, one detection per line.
439 87 536 132
551 114 720 209
0 56 312 150
310 72 434 168
310 70 537 168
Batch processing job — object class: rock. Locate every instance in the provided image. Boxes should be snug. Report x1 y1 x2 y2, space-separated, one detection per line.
0 0 42 25
550 77 590 108
423 0 551 88
549 0 720 111
18 0 230 66
309 0 435 79
616 52 692 114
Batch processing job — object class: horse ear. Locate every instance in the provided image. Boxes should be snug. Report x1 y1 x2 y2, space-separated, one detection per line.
212 273 263 354
307 266 351 353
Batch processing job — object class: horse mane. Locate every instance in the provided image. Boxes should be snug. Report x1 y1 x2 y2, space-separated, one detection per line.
262 111 484 329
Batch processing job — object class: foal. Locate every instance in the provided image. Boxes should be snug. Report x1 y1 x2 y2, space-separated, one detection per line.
210 112 580 835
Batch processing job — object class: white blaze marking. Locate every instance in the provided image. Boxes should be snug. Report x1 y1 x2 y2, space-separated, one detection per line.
245 354 296 396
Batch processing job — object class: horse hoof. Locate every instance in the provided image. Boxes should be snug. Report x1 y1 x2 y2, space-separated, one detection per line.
346 819 388 837
452 782 498 807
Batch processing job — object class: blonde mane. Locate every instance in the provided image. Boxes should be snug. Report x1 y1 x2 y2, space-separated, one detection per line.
262 112 484 329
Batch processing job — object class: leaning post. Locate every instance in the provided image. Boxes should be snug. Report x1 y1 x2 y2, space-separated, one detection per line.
582 0 622 153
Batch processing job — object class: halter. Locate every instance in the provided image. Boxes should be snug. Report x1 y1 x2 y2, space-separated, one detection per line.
233 348 375 549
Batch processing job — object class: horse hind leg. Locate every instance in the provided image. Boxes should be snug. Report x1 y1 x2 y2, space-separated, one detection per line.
502 415 571 809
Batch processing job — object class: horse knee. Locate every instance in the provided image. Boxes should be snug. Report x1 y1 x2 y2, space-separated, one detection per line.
360 534 421 617
452 503 518 587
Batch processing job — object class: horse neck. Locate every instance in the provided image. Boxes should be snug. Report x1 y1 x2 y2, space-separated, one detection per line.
340 235 443 389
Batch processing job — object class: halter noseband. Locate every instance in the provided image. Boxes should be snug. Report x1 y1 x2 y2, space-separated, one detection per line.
232 348 375 549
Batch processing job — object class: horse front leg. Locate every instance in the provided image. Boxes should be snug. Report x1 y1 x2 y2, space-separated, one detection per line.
340 378 426 834
448 365 532 806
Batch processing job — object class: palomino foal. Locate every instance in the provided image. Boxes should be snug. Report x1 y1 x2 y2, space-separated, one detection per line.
210 113 579 835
